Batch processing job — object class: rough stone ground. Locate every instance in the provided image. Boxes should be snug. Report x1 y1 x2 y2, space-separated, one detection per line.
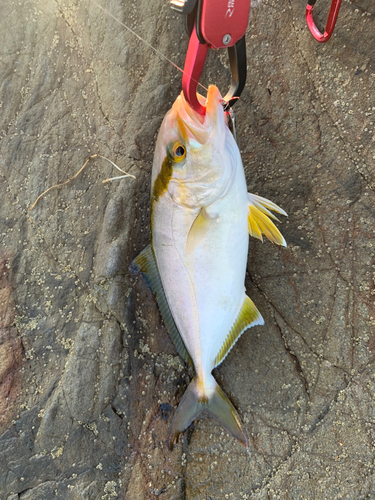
0 0 374 498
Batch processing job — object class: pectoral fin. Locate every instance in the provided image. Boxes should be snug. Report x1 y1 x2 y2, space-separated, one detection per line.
186 208 216 255
130 245 192 366
248 193 287 246
213 295 264 368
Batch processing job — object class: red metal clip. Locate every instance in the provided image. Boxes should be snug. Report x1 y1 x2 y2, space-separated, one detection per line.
178 0 251 114
306 0 341 43
182 25 209 115
198 0 250 49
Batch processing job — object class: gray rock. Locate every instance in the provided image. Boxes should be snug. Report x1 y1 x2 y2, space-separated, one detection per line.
1 0 375 498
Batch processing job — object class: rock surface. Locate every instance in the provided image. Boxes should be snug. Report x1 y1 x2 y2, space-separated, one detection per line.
1 0 375 498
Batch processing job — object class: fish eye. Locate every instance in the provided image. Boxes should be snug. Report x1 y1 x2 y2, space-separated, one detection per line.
168 141 186 164
175 145 185 157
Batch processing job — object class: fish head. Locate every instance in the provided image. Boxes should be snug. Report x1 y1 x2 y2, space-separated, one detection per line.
152 85 237 209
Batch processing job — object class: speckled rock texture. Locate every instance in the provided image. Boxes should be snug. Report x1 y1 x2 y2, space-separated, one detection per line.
0 0 374 498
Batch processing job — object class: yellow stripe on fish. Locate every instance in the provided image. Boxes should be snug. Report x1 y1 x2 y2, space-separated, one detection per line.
152 156 173 203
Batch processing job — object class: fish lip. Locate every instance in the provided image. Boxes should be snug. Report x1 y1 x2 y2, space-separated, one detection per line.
174 85 223 147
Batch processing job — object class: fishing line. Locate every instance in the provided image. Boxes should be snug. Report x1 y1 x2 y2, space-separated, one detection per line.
92 1 209 93
30 1 212 210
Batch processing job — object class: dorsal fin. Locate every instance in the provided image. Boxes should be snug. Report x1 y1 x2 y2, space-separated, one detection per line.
131 245 193 366
213 295 264 368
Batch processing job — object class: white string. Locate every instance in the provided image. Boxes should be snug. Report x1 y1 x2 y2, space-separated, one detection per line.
92 1 208 93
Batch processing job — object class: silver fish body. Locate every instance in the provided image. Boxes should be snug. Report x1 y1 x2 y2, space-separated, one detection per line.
132 85 286 448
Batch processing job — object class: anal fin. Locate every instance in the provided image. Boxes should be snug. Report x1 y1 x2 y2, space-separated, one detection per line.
213 295 264 368
131 245 192 366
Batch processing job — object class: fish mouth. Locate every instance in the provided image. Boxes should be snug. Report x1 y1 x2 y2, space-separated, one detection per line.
173 85 223 147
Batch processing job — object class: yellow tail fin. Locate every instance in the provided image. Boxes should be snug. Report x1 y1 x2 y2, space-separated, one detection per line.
168 375 248 449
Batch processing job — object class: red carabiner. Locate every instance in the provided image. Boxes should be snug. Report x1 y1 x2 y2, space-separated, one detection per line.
182 25 209 116
179 0 251 115
306 0 342 43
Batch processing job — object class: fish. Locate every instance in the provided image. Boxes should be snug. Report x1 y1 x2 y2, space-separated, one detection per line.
131 84 287 449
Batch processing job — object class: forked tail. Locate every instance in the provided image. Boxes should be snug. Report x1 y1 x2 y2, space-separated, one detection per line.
168 375 248 449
